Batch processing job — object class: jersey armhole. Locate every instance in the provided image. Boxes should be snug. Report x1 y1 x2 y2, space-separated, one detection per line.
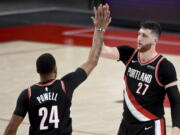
27 87 31 100
61 80 66 94
155 57 165 87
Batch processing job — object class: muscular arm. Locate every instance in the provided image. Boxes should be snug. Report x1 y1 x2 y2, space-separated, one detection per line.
158 59 180 134
4 115 24 135
81 28 104 75
166 85 180 135
4 90 28 135
81 4 111 75
101 44 120 60
101 45 135 65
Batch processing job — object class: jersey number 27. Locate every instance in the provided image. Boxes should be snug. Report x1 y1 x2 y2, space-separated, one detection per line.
39 105 60 130
136 82 149 95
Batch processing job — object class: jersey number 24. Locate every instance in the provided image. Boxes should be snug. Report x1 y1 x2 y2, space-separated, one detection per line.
39 105 60 130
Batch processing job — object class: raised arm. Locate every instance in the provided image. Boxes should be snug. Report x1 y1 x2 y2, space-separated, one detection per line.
80 4 111 75
101 43 120 60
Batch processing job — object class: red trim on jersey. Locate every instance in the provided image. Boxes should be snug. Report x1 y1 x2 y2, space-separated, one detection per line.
155 57 165 87
160 118 165 135
35 79 56 86
124 76 158 120
165 81 177 89
61 80 66 93
125 49 137 66
28 87 31 100
138 53 160 65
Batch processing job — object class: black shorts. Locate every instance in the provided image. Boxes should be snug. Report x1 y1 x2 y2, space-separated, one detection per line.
117 118 166 135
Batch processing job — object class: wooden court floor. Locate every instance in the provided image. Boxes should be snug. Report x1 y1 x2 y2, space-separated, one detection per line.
0 41 180 135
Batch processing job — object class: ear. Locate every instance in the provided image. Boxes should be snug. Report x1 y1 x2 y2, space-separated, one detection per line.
151 31 159 44
154 36 159 44
152 33 158 44
53 66 57 78
54 66 57 73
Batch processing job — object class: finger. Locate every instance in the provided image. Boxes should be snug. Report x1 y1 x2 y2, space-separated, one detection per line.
103 5 108 17
105 4 110 16
108 17 112 25
106 16 111 27
91 16 95 23
97 5 101 20
106 3 109 10
103 5 108 21
93 7 97 19
106 11 110 21
105 5 109 15
105 4 110 21
99 4 103 20
103 4 107 19
104 5 110 23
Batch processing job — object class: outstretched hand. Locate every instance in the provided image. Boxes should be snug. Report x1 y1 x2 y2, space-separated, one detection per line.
91 4 111 30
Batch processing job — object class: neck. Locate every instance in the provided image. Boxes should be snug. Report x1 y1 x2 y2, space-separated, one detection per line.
40 73 56 82
139 48 158 62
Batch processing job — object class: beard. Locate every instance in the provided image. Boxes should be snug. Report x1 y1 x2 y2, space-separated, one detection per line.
137 43 152 52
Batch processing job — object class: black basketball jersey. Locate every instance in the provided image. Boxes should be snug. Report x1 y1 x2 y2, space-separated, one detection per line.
28 79 72 135
14 68 87 135
116 45 174 123
123 50 166 122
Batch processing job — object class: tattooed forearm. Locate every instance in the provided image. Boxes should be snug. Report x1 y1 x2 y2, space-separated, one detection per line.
88 31 104 63
80 4 110 75
80 30 104 76
96 39 103 59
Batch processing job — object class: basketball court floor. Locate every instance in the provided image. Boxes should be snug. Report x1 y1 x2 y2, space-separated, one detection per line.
0 8 180 135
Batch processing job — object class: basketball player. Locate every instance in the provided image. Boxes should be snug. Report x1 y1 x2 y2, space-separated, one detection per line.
100 21 180 135
3 4 111 135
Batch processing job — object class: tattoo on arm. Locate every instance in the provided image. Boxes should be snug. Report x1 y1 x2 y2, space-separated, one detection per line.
80 30 104 76
96 39 103 59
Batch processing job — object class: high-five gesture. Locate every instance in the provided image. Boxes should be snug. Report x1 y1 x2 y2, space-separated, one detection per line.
91 4 111 32
3 4 111 135
80 4 111 76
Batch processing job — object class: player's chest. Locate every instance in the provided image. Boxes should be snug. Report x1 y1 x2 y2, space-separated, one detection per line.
124 61 163 97
126 61 156 83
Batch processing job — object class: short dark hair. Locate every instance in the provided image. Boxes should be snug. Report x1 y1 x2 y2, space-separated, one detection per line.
140 20 162 38
36 53 56 74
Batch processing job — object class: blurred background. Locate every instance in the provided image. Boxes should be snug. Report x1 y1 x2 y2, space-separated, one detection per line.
0 1 180 135
0 0 180 32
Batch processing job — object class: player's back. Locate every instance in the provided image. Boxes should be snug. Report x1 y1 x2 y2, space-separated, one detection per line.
27 79 72 135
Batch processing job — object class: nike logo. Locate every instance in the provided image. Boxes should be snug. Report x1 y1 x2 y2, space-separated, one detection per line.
132 60 138 63
45 87 48 91
144 126 153 130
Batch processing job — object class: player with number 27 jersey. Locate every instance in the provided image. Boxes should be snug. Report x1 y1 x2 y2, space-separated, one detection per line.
118 45 177 124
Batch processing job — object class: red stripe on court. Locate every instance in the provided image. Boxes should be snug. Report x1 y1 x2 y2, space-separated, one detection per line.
0 24 178 107
0 24 180 55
